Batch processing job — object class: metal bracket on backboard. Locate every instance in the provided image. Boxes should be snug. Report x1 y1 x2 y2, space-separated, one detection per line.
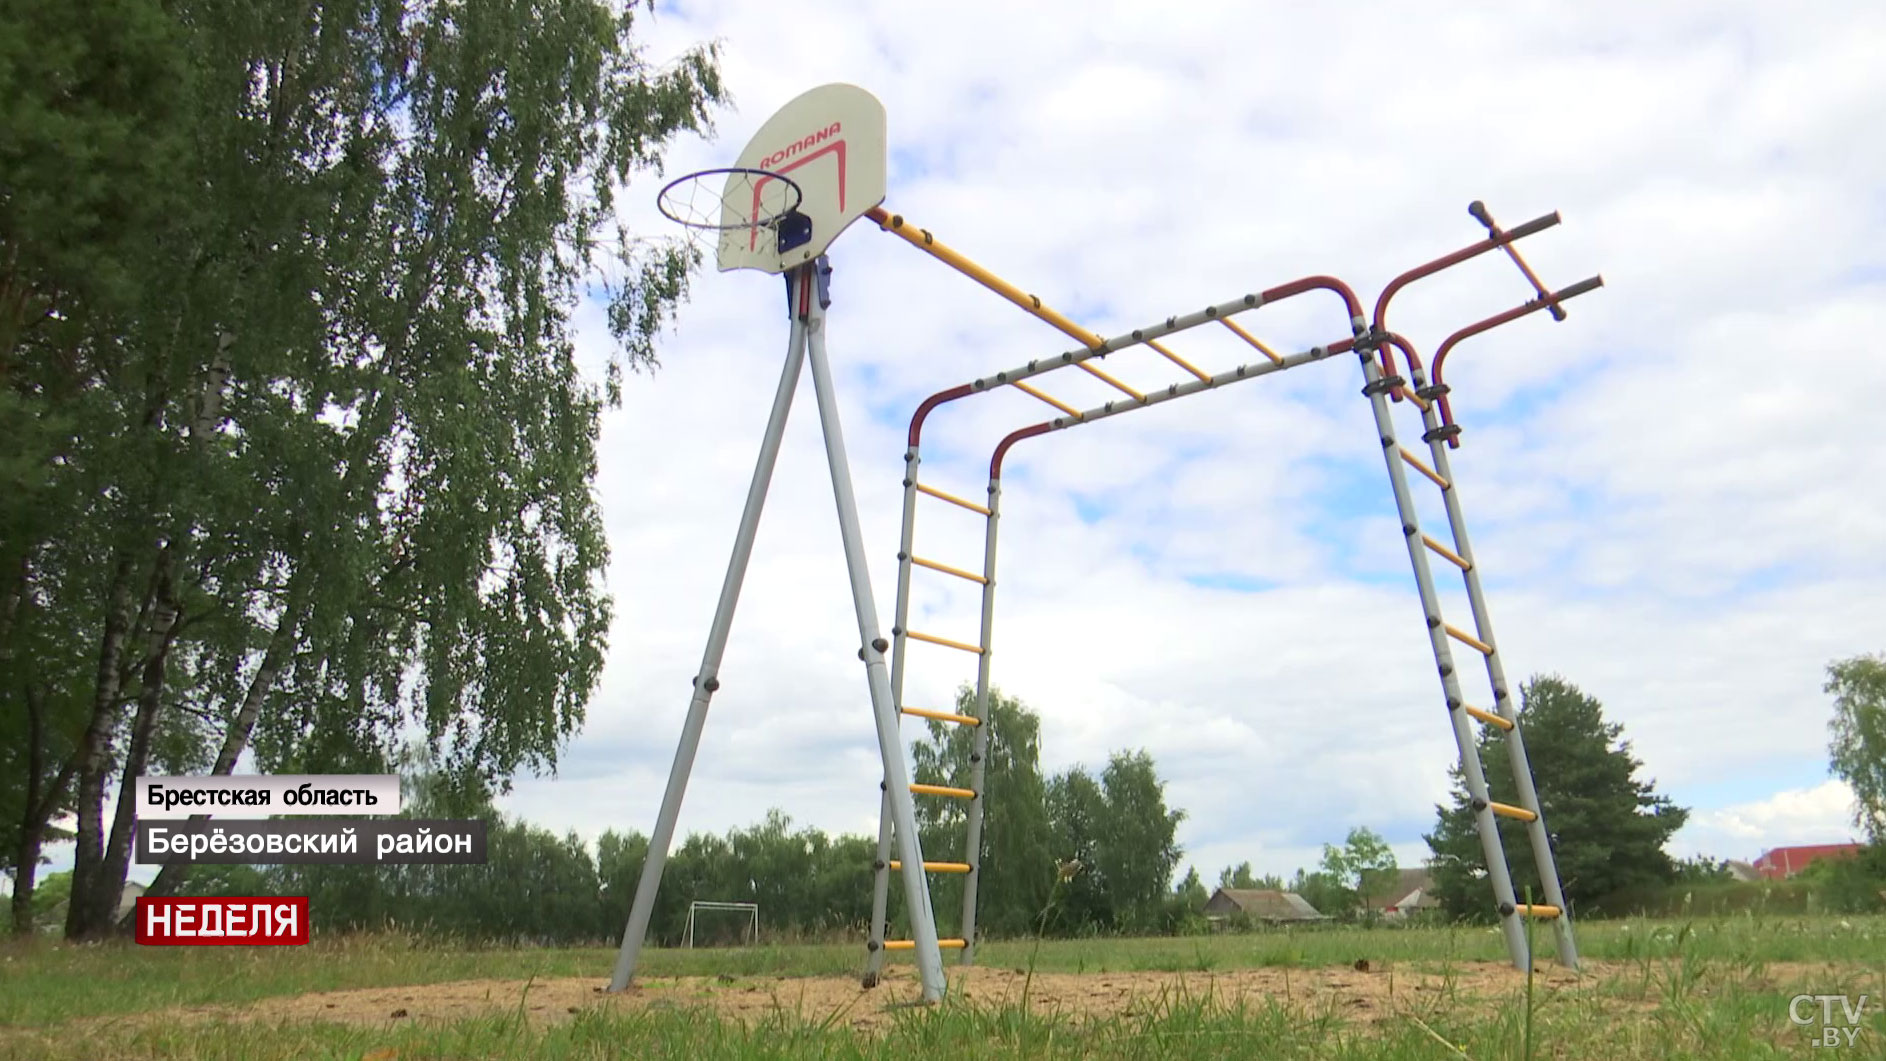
777 211 813 256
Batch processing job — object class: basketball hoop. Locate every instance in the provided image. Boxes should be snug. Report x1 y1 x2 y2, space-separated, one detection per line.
658 166 804 230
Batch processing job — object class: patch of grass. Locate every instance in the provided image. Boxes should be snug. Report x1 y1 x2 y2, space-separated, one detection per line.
1 963 1873 1061
4 913 1883 1046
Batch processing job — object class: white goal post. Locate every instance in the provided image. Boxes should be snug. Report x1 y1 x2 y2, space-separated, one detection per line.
683 901 759 948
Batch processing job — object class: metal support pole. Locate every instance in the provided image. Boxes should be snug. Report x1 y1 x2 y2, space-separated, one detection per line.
959 478 1002 963
608 269 814 993
1413 371 1580 969
803 255 948 1003
1354 335 1532 972
864 442 925 986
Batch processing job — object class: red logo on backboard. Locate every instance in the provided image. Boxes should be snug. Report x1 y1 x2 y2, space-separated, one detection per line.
134 896 310 945
750 122 848 251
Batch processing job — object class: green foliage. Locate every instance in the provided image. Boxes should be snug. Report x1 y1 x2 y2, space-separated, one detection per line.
0 0 727 937
909 686 1054 938
1213 861 1283 890
1827 652 1886 842
1671 856 1735 884
1319 826 1399 922
1424 674 1689 920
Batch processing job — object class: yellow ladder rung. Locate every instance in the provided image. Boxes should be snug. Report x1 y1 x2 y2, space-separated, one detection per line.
1445 623 1494 656
882 938 967 951
1011 380 1083 419
1399 446 1451 489
910 783 976 799
901 706 981 726
914 482 991 516
1488 801 1537 822
910 555 988 585
1463 705 1514 731
1148 338 1212 382
1217 318 1284 364
1513 904 1561 919
1398 385 1431 411
888 860 973 874
1422 534 1471 571
1075 360 1145 401
905 630 985 655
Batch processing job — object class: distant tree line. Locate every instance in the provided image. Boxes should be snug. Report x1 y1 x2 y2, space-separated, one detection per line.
89 690 1193 945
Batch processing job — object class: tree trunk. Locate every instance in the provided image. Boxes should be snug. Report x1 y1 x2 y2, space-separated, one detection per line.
10 683 74 936
91 573 183 935
139 576 309 903
64 555 140 940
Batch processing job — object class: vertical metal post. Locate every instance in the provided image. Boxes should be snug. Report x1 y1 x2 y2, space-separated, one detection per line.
608 269 813 993
959 477 1001 963
864 442 925 986
802 255 948 1003
1414 372 1580 969
1354 334 1531 972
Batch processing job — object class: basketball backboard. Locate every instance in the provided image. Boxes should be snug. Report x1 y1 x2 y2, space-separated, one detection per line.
716 83 887 274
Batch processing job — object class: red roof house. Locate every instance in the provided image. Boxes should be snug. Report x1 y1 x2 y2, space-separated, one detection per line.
1750 843 1863 880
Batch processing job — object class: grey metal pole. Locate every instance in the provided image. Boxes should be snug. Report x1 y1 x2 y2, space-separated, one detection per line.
959 477 1001 964
608 268 814 993
864 443 926 986
803 255 949 1003
1413 375 1580 969
1354 341 1532 972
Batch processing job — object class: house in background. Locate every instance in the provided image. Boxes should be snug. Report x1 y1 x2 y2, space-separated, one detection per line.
1725 860 1760 882
1367 868 1441 920
1750 844 1863 880
1202 888 1328 926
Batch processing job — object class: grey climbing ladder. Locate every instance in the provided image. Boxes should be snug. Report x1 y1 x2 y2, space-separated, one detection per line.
1351 320 1581 971
861 443 1001 986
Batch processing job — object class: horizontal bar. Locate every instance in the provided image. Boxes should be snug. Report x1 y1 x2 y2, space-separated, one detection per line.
910 555 988 585
965 291 1282 393
1217 318 1283 364
901 706 981 726
883 938 968 950
1422 534 1471 571
905 630 985 655
989 336 1358 479
888 860 973 874
1148 339 1213 381
915 482 991 516
1488 801 1537 822
1075 360 1145 400
1400 447 1450 489
1011 380 1083 419
1034 341 1352 433
909 783 976 799
1445 623 1494 656
1512 903 1561 919
1463 705 1513 731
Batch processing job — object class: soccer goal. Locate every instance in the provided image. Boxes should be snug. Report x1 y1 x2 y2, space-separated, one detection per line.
683 901 759 948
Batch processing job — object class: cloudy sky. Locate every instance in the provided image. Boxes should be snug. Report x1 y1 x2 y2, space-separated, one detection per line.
484 0 1886 888
56 2 1875 897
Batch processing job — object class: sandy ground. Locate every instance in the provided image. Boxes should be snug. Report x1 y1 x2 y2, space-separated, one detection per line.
82 958 1784 1034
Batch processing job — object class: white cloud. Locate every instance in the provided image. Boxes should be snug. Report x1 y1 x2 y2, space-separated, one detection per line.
1674 781 1864 860
491 0 1886 894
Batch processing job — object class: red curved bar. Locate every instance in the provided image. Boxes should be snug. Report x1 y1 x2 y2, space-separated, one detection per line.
1370 212 1562 377
990 423 1053 479
1428 275 1604 434
908 384 976 447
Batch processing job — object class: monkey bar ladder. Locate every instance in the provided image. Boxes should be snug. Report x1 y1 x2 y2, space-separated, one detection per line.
860 202 1599 978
